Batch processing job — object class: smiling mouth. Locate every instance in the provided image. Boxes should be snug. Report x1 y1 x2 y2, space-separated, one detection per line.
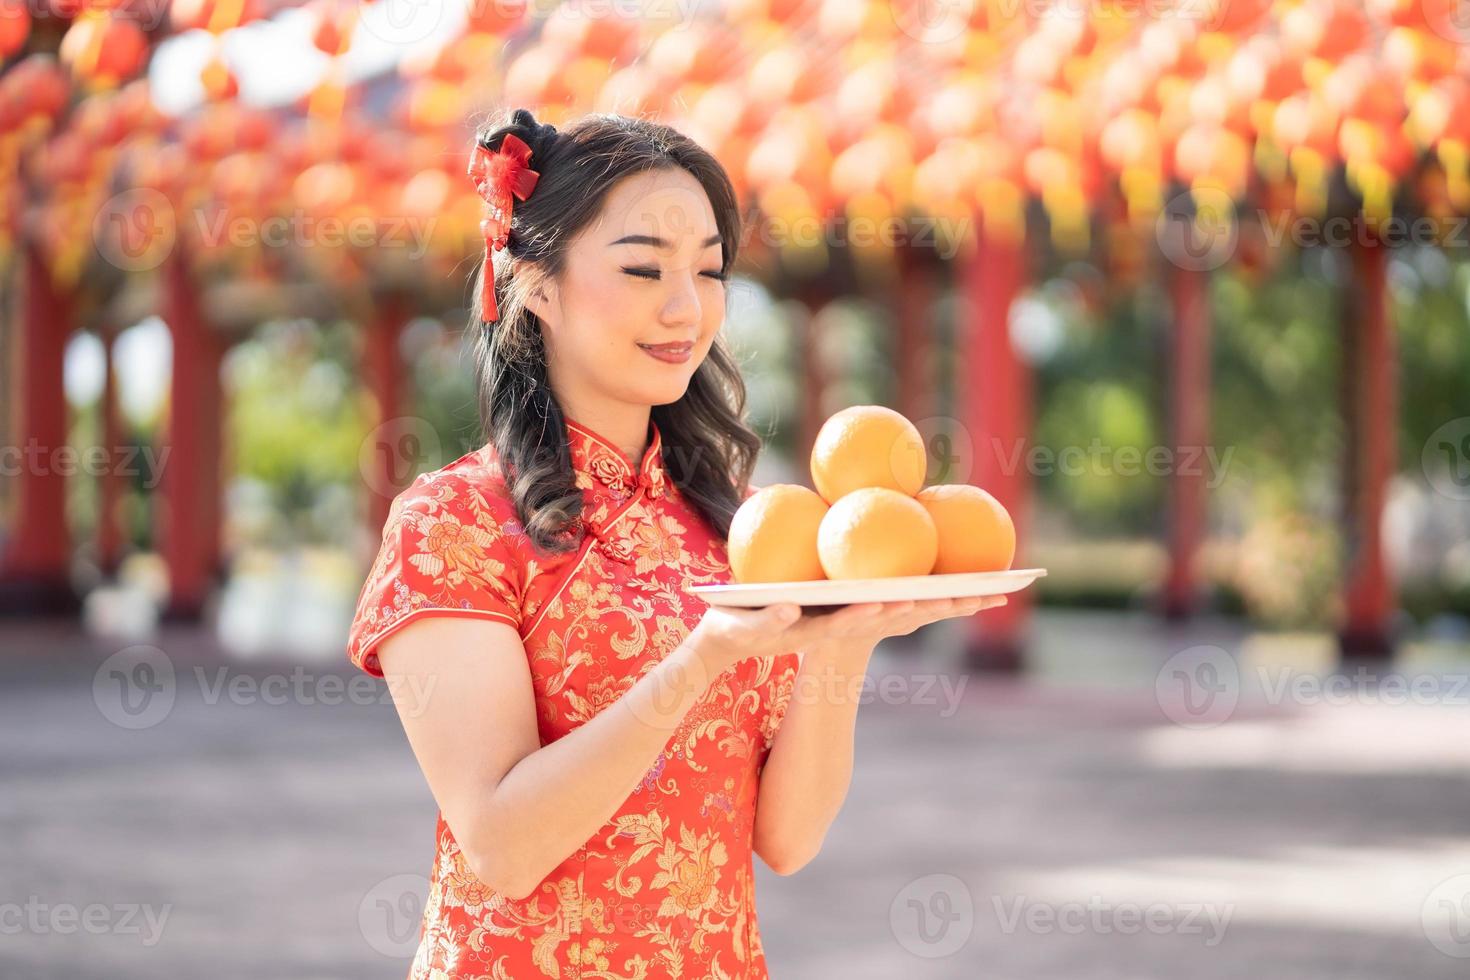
638 342 694 353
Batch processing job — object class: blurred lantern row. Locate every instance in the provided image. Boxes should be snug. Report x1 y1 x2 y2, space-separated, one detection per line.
4 0 1470 284
0 0 1434 665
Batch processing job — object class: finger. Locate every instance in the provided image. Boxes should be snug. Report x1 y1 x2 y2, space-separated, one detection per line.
761 603 803 627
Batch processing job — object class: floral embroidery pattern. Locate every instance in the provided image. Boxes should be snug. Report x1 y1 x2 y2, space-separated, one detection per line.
347 415 800 979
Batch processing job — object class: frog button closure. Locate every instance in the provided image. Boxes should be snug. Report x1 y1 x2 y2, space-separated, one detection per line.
566 414 669 504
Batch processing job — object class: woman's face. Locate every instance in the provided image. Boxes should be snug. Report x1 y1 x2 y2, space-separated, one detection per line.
528 167 728 413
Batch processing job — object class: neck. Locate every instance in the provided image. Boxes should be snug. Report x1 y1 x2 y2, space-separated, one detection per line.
562 400 651 468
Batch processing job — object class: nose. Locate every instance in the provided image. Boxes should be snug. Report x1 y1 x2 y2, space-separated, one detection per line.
658 268 702 329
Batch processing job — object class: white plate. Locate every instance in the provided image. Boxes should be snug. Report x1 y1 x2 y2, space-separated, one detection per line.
689 568 1047 608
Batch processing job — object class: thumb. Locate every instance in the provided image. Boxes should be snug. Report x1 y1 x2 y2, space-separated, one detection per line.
763 603 801 626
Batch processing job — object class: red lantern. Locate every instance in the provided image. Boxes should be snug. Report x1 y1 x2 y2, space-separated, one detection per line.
310 0 357 57
170 0 212 31
8 54 70 124
200 53 237 102
502 43 576 107
73 92 130 144
1099 110 1162 173
465 0 527 35
60 12 147 85
646 22 738 86
1281 0 1370 60
542 3 639 61
1204 0 1270 34
747 45 831 105
0 0 30 60
595 65 672 117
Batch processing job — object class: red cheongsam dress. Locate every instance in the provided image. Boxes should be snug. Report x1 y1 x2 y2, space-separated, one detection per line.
347 414 801 980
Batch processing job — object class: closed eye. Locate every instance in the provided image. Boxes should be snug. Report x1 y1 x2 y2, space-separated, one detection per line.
622 266 729 282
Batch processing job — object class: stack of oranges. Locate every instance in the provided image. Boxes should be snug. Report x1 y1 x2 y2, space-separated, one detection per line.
728 406 1017 584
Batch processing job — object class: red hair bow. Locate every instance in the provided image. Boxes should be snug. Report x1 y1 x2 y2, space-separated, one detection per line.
467 132 541 321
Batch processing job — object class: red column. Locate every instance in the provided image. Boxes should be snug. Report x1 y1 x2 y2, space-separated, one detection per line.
961 216 1033 671
1163 263 1211 618
159 246 226 621
1338 239 1397 659
363 292 411 536
795 281 831 475
97 327 126 577
895 245 935 424
0 238 78 614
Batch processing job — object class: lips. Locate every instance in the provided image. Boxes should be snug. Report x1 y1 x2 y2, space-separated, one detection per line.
638 342 694 353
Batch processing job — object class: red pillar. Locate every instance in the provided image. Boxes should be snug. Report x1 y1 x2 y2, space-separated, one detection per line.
895 245 935 424
159 246 226 621
1163 263 1211 618
1338 239 1397 659
363 292 411 536
795 281 832 475
97 327 126 577
961 216 1033 672
0 238 79 615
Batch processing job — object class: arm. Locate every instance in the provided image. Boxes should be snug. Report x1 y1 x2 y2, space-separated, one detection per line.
751 595 1009 875
751 639 874 875
377 615 722 900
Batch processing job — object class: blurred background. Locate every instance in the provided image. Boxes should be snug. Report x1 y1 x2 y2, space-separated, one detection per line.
3 0 1470 977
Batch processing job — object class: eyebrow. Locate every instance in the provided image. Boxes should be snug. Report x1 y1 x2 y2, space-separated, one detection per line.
609 233 723 249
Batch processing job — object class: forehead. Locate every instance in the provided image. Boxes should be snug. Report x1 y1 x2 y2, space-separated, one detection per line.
587 167 720 248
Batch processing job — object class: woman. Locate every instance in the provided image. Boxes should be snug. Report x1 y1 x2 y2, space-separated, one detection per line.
347 107 1006 980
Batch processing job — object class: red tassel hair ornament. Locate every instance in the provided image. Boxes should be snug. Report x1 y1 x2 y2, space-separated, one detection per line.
466 132 541 322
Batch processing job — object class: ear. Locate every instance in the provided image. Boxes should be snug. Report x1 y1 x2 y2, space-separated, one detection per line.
520 269 558 326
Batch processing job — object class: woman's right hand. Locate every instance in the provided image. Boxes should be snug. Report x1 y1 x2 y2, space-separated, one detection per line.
687 602 885 674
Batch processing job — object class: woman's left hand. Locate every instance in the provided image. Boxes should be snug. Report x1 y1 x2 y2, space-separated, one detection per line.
803 594 1009 656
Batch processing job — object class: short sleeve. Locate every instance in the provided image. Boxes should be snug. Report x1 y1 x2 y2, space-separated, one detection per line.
346 474 525 677
756 653 800 775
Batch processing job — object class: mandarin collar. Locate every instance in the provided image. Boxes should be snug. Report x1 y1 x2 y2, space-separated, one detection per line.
565 415 669 500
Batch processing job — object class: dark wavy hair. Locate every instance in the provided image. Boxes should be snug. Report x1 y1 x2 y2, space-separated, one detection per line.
468 107 762 556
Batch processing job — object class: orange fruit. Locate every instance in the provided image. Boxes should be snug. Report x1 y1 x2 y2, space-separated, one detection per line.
816 487 938 579
727 484 829 584
810 405 927 504
916 484 1016 574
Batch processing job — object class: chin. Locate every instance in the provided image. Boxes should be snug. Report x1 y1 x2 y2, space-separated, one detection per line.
639 378 694 406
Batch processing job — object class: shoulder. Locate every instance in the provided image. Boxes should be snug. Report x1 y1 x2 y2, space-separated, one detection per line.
389 444 524 546
348 445 529 676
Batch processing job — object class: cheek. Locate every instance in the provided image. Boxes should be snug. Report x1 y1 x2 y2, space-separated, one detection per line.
562 267 645 348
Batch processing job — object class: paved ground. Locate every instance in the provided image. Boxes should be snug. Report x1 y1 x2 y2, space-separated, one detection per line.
3 610 1470 979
